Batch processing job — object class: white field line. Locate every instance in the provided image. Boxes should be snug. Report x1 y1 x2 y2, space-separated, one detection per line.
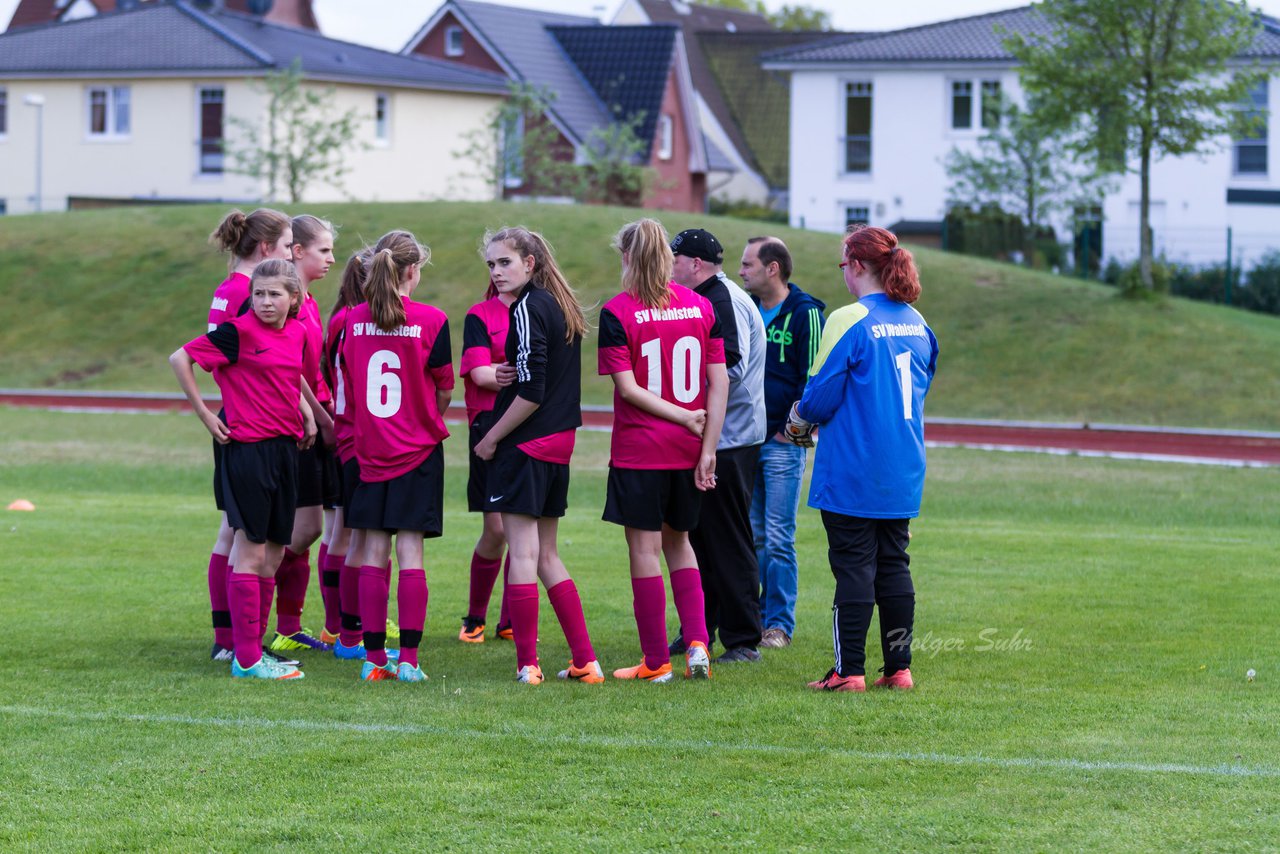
1 704 1276 780
926 440 1277 468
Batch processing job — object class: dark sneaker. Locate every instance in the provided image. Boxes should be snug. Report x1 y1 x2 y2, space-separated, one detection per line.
667 633 687 655
261 647 301 667
210 644 234 663
714 646 761 663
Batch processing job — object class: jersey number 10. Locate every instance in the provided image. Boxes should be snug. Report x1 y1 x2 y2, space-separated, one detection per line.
640 336 702 403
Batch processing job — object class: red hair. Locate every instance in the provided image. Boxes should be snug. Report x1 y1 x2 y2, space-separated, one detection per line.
844 225 921 303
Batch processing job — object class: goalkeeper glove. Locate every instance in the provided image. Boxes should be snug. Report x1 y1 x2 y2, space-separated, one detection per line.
783 402 815 448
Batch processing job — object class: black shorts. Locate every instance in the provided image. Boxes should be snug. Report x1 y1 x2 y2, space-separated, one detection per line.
341 456 361 515
467 411 498 513
347 445 444 536
212 436 226 512
221 437 298 545
484 446 569 519
296 445 323 508
212 408 229 511
603 466 702 532
317 441 341 510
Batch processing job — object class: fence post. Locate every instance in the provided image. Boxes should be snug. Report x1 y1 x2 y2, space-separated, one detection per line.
1225 226 1233 306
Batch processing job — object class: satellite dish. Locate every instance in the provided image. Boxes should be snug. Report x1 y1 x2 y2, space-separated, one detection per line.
246 0 274 15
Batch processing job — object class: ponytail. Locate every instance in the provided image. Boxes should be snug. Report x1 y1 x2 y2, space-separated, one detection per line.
613 218 673 309
210 207 290 261
331 248 372 315
844 225 921 303
365 230 428 331
366 249 407 331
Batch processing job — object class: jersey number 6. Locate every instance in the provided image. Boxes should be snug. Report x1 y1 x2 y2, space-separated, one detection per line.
367 349 402 419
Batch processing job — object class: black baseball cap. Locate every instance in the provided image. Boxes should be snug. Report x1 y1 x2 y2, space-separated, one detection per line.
670 228 723 264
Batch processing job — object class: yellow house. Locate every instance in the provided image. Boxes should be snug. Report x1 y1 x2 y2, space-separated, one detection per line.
0 1 509 214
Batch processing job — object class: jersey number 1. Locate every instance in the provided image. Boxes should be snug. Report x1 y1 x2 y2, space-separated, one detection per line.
367 350 402 419
895 351 913 421
640 336 702 403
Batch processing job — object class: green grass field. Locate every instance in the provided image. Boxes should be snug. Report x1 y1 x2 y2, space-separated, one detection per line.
3 201 1280 428
2 406 1277 850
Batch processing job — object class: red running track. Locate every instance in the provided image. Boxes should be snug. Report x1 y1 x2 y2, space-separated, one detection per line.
3 390 1278 467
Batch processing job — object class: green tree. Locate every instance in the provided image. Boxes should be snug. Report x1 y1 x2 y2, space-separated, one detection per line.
690 0 831 31
455 81 653 206
944 98 1105 261
225 60 365 204
1006 1 1263 292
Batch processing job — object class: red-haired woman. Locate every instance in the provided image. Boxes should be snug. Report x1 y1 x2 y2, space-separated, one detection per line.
785 225 938 692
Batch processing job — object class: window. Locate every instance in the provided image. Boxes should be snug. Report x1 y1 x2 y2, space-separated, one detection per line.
981 80 1001 129
844 81 872 173
0 89 7 137
198 87 224 175
1235 79 1268 175
952 79 1002 131
375 93 390 142
88 85 130 137
502 111 524 187
845 205 870 228
445 25 464 57
656 113 673 160
951 81 973 130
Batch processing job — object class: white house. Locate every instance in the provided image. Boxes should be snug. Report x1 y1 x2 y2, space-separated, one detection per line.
765 6 1280 269
0 0 508 214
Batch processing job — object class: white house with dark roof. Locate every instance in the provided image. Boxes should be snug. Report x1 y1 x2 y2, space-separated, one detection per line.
0 0 507 214
766 6 1280 268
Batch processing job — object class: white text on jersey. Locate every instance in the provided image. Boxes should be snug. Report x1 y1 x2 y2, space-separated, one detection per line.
633 306 704 324
352 323 422 338
870 322 926 339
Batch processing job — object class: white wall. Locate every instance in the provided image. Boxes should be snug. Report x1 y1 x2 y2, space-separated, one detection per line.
787 65 1280 268
0 77 502 214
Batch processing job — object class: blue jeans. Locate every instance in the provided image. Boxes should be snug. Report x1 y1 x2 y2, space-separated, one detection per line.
751 438 807 636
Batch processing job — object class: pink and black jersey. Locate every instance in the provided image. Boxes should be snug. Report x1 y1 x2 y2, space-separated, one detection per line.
298 294 331 405
207 272 251 332
184 313 310 443
492 285 582 462
460 296 510 425
341 297 454 482
327 306 356 462
598 285 725 470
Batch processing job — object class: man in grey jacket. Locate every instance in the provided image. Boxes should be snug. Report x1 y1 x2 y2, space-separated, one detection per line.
668 228 768 663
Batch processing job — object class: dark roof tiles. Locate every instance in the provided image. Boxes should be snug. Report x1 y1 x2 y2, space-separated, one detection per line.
547 24 677 147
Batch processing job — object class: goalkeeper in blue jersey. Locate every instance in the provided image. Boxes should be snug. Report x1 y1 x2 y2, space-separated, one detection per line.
784 225 938 692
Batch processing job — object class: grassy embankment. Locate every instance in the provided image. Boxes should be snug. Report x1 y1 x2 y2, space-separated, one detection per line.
1 202 1278 428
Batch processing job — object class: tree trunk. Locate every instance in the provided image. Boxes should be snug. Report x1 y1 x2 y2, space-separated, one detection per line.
1139 131 1153 291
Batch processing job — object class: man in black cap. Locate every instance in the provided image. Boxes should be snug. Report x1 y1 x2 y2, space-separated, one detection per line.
668 228 767 663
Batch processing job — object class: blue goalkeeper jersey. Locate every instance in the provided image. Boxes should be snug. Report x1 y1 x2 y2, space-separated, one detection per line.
797 293 938 519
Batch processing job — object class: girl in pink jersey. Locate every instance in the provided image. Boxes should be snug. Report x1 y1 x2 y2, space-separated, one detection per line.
172 258 317 681
267 214 340 656
598 219 729 683
204 208 292 664
472 227 601 685
457 279 515 644
341 231 454 682
325 249 380 659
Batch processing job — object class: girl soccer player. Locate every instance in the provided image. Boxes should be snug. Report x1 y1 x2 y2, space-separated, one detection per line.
472 226 601 685
325 249 374 657
172 258 317 680
341 231 453 682
268 214 339 656
598 218 728 683
457 277 515 643
785 225 938 692
204 208 292 663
